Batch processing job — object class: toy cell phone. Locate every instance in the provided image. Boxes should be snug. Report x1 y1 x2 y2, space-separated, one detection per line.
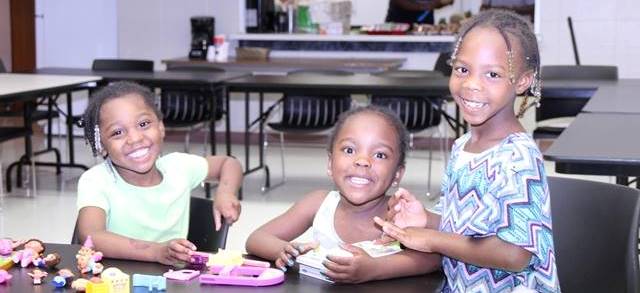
163 269 200 281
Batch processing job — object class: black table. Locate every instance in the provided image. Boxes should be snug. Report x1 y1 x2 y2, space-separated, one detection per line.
225 73 455 188
543 113 640 185
541 79 640 114
3 243 445 292
0 73 102 191
36 68 251 157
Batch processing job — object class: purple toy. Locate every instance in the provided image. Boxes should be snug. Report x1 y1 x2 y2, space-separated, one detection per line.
0 270 12 284
199 265 285 287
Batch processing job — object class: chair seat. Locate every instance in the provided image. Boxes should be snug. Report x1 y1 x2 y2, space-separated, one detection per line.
0 127 31 142
267 122 334 133
532 126 565 139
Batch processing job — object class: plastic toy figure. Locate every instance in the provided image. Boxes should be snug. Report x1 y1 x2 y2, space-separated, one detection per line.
13 239 45 268
132 274 166 291
101 267 130 293
76 236 104 274
0 269 12 284
0 238 25 255
28 269 48 285
71 278 90 291
51 268 76 288
33 252 61 269
86 277 110 293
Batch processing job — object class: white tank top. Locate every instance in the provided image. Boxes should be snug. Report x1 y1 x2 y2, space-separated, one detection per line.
311 190 344 249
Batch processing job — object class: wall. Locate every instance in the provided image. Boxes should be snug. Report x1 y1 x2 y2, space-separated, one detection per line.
117 0 229 69
538 1 640 78
0 0 11 71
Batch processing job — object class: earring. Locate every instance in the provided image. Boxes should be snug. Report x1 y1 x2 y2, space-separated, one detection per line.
392 181 398 186
327 169 332 176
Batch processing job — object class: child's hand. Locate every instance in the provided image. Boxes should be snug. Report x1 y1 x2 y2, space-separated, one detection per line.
374 217 436 253
155 239 197 266
392 188 428 229
213 193 241 231
275 242 317 271
322 244 376 283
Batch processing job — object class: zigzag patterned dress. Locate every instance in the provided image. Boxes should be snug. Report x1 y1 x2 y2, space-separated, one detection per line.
434 132 560 292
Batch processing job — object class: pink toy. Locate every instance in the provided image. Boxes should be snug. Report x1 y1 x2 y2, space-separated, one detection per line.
0 239 25 255
28 269 48 285
76 236 104 274
187 251 209 270
163 269 200 281
199 265 285 287
0 270 12 284
12 239 45 268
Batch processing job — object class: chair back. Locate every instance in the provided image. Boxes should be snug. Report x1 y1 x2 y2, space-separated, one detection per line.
542 65 618 80
160 87 223 126
0 59 6 73
548 176 640 293
92 59 154 72
370 70 444 133
188 196 229 252
267 70 353 132
434 51 452 77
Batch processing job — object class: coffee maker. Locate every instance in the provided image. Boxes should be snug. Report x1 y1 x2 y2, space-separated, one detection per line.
189 16 215 59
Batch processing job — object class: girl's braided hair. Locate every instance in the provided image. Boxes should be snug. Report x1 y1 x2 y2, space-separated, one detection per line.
450 9 541 118
82 81 161 157
327 105 410 168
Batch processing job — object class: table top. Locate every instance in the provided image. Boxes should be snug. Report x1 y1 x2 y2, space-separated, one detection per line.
543 112 640 175
0 73 101 99
3 243 445 293
541 79 640 113
225 73 451 96
36 68 250 86
163 57 406 74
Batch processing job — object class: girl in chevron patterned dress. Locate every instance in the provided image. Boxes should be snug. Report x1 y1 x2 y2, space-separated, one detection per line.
375 10 560 292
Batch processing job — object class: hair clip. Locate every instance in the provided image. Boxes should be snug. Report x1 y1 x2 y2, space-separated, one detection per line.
93 125 103 155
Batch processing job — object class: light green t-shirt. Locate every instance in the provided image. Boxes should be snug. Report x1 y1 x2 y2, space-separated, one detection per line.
77 152 208 242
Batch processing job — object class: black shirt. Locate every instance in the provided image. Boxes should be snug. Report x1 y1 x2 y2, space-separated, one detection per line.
385 1 435 24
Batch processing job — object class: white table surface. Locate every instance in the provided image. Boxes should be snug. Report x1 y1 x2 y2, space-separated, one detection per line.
0 73 101 97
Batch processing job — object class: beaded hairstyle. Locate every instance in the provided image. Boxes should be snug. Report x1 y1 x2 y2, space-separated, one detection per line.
82 81 162 158
449 9 542 118
327 105 410 168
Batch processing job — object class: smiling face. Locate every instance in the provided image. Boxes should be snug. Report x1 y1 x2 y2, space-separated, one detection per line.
328 112 404 206
99 93 165 185
449 26 532 130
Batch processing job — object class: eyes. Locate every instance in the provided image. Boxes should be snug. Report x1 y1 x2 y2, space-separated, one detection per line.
341 146 389 160
108 119 153 138
453 64 504 80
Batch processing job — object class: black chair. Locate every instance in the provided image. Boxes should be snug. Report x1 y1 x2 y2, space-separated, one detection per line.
71 196 229 252
92 59 154 72
0 127 35 198
434 51 452 77
548 176 640 293
161 65 225 154
533 65 618 140
262 70 353 192
0 59 5 73
371 70 446 196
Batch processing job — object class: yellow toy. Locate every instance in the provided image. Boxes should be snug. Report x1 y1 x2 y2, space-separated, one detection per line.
0 256 13 270
101 267 130 293
86 277 110 293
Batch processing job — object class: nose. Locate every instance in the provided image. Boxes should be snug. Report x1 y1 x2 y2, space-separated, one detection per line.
462 74 482 93
126 128 143 144
354 156 371 168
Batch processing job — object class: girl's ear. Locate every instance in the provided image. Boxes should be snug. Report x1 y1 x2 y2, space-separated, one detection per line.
515 69 534 95
326 153 333 177
394 165 406 184
158 120 166 139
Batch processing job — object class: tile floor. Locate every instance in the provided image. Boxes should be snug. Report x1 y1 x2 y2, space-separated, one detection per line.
0 133 613 252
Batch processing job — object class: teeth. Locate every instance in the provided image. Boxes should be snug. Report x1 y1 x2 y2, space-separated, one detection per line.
462 98 486 109
128 148 149 158
349 177 370 185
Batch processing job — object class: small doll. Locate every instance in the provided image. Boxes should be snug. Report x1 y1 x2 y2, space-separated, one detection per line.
76 236 104 274
71 278 89 291
0 238 26 255
12 239 45 268
33 252 61 269
51 268 75 288
28 269 48 285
